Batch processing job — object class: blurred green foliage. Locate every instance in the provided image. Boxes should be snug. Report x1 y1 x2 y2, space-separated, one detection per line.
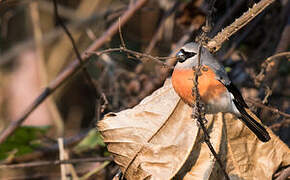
74 129 106 154
0 126 49 160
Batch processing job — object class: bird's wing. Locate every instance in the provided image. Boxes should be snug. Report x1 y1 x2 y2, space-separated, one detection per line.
224 82 248 108
221 82 270 142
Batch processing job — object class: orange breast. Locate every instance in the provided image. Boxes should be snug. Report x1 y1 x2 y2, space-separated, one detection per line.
171 66 227 106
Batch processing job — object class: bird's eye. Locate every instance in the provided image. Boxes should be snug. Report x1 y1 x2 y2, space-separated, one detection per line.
176 49 197 63
176 49 186 62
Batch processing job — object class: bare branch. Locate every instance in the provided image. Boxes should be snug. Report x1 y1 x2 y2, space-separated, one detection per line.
118 18 126 48
145 1 180 54
79 161 110 180
255 52 290 86
191 1 229 178
0 0 150 145
0 8 126 65
270 119 290 130
0 157 112 169
87 47 175 69
206 0 276 52
190 1 229 179
246 98 290 119
58 138 66 180
192 44 230 180
52 0 98 96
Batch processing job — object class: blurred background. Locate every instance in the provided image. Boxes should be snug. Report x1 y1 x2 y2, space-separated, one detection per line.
0 0 289 179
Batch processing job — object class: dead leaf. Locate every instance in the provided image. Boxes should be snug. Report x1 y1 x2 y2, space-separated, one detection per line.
222 113 290 180
98 79 201 179
97 79 290 180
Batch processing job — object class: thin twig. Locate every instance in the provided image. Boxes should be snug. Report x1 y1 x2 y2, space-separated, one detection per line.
100 93 109 113
195 1 229 179
118 18 126 48
145 1 180 54
262 86 272 104
246 98 290 118
222 14 264 60
52 0 98 96
30 1 64 136
191 1 229 179
255 52 290 86
58 138 66 180
0 157 112 169
0 8 126 65
80 161 110 180
0 0 150 145
0 129 90 164
88 47 175 69
192 44 230 180
270 119 290 130
205 0 217 31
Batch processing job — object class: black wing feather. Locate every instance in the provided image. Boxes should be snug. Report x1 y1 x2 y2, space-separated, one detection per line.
224 83 270 142
225 83 248 108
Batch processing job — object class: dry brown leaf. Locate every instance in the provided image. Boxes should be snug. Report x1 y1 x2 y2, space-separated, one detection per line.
97 79 290 180
222 113 290 180
179 113 225 180
98 80 201 179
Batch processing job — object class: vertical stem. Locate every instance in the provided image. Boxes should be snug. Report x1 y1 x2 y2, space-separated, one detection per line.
58 138 66 180
192 44 230 180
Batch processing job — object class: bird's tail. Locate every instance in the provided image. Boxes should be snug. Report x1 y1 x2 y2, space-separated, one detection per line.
235 104 270 142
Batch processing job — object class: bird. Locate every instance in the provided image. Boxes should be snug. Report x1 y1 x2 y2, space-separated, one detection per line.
171 42 270 142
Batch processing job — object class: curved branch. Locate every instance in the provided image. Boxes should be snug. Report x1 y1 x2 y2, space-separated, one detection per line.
0 0 150 145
